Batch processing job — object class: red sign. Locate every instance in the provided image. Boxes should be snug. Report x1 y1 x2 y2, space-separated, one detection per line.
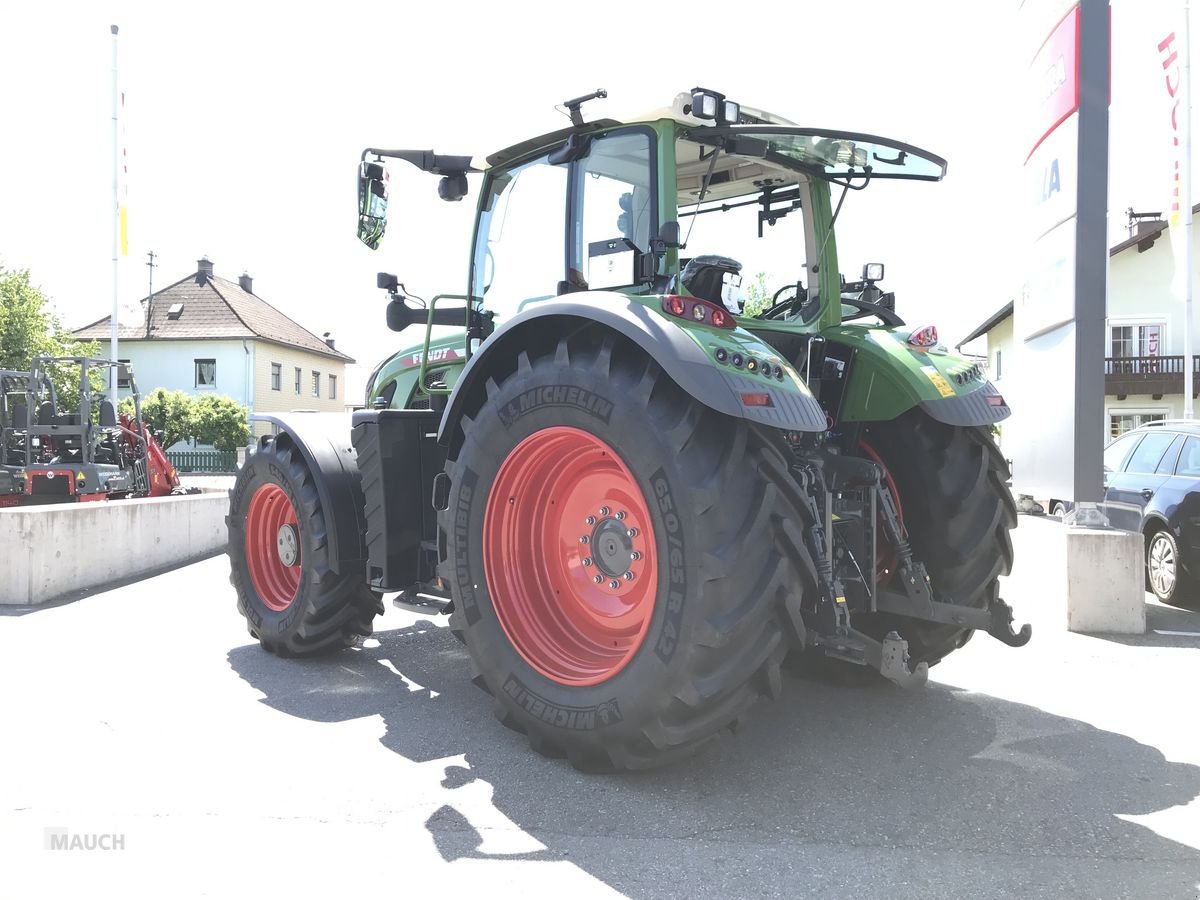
1027 5 1080 162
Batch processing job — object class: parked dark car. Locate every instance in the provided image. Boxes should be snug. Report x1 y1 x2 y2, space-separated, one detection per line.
1092 420 1200 606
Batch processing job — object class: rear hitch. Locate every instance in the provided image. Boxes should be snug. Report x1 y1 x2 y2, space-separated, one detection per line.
986 597 1032 647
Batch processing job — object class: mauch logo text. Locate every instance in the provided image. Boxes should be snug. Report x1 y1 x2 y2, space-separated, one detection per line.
44 828 126 851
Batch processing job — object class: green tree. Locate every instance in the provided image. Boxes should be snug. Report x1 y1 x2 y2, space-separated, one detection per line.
741 271 772 318
192 394 250 451
0 266 101 411
122 389 195 449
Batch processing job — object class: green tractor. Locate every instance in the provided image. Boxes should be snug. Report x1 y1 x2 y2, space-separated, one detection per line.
227 87 1024 771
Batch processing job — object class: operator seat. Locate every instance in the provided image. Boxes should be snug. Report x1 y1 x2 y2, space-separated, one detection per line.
99 400 117 427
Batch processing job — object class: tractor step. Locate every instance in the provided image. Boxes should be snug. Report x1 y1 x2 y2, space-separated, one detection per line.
391 586 452 615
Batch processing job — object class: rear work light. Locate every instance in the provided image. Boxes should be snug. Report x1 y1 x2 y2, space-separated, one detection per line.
661 295 736 330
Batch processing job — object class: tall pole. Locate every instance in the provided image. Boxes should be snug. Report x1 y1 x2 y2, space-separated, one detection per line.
1185 0 1195 418
110 24 120 396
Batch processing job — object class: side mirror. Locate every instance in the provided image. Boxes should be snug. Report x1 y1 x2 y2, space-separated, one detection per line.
357 160 390 250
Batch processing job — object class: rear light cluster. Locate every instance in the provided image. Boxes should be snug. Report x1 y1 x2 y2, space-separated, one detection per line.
713 346 785 381
662 295 735 329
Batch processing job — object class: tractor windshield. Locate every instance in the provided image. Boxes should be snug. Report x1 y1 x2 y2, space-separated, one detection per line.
687 127 947 182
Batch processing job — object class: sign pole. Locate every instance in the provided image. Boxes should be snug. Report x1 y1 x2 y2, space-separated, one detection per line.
110 24 120 396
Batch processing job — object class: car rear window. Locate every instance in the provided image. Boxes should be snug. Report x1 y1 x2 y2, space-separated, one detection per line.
1156 434 1185 474
1123 431 1176 473
1177 436 1200 476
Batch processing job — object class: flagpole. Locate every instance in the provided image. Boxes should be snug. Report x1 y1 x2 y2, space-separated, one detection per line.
1185 0 1195 418
110 24 120 397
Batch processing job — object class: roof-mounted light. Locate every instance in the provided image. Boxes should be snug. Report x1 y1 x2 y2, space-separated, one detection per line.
688 87 739 125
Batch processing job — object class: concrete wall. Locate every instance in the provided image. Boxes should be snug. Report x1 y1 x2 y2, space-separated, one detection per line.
0 492 230 606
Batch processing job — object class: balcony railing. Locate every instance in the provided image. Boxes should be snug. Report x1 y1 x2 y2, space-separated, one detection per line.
1104 354 1200 396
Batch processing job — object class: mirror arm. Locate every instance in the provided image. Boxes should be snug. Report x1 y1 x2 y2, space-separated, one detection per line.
361 148 479 176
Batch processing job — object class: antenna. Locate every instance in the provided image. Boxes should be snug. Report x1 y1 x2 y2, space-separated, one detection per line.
562 89 607 127
144 250 157 337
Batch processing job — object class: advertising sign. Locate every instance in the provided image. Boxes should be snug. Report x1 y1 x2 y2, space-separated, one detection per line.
1012 0 1109 501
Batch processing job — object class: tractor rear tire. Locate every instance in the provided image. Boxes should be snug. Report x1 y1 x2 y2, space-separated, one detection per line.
855 410 1016 667
227 434 382 656
442 337 817 771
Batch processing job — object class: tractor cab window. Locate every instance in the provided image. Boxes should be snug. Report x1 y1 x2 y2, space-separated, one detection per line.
473 154 568 322
574 130 655 291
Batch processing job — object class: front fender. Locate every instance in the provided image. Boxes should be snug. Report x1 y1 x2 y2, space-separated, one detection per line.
829 325 1011 426
246 412 366 575
437 292 828 444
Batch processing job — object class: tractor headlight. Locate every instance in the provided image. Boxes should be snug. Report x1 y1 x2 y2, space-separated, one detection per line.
688 88 739 124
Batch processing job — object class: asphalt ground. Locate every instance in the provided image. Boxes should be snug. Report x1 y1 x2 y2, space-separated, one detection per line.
1 516 1199 899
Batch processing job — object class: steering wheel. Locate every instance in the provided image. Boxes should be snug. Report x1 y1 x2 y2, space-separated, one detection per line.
752 282 807 320
840 294 904 327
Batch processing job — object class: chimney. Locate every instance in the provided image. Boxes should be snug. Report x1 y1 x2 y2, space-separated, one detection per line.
323 331 336 350
197 256 214 285
239 271 253 293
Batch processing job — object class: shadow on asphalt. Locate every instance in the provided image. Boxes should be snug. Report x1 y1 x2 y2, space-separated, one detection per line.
228 620 1200 896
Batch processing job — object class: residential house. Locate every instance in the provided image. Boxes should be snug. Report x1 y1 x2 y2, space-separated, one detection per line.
958 209 1200 442
74 257 354 439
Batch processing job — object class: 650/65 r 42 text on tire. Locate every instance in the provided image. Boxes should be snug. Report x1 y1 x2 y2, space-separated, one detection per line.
228 434 382 656
442 335 818 772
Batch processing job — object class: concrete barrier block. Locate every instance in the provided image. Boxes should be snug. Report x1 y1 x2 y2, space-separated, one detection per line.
1065 527 1146 634
0 491 231 606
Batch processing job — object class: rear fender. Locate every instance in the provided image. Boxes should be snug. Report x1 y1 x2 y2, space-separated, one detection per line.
437 291 828 446
245 413 366 576
828 325 1012 426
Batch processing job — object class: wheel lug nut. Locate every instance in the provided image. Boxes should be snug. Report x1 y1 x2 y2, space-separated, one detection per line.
623 571 634 581
582 557 593 567
609 580 620 589
585 515 596 526
631 551 642 561
616 510 626 520
594 575 603 584
579 535 589 544
599 506 610 516
627 527 638 538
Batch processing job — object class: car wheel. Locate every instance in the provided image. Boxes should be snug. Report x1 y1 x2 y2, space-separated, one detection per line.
1146 528 1197 606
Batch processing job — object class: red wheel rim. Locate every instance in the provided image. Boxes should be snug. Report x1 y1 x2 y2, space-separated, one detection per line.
860 440 904 584
483 426 659 686
245 483 302 612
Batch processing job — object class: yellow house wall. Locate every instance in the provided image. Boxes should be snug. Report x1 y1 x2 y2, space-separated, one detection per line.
251 342 350 436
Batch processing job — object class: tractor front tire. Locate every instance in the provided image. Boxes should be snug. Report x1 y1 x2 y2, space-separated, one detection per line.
228 434 381 656
442 337 817 771
856 410 1017 667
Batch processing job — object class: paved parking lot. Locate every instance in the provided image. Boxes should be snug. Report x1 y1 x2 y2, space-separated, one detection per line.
2 516 1199 899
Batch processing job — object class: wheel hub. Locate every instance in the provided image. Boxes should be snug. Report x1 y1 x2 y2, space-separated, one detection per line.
277 523 299 567
590 517 635 578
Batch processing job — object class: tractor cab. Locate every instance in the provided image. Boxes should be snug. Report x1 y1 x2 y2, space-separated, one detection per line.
357 88 949 415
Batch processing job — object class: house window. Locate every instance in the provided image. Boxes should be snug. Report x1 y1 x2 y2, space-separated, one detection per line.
118 358 131 389
1109 411 1166 438
294 367 302 394
994 349 1002 380
270 363 281 391
1109 323 1163 373
329 374 337 400
195 358 216 388
312 371 320 397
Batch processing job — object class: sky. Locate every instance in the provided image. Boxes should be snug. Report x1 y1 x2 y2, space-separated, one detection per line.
0 0 1189 391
